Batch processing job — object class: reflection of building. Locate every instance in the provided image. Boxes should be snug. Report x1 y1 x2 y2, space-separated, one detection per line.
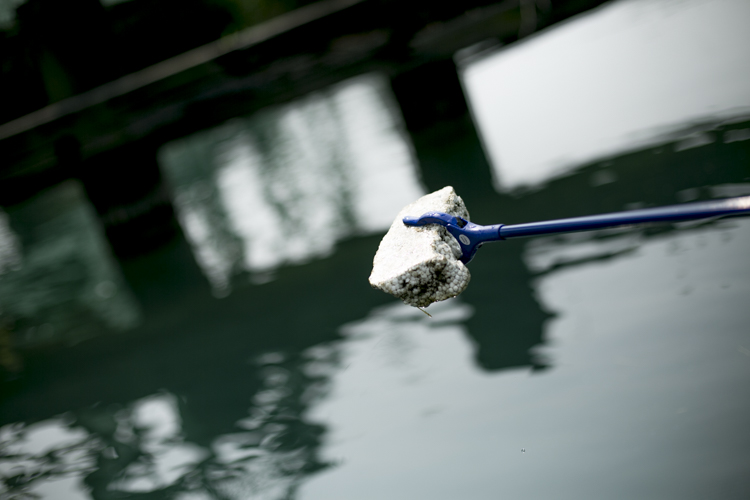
160 73 423 294
0 181 140 352
0 0 609 260
0 355 333 499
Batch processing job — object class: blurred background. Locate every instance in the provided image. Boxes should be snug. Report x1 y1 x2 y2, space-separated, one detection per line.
1 0 749 498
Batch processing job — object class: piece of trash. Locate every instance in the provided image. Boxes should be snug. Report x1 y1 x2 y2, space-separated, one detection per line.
369 187 471 308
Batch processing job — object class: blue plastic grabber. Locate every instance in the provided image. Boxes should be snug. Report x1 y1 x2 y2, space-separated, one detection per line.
403 196 750 264
402 212 504 264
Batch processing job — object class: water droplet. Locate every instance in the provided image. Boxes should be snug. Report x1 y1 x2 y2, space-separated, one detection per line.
521 448 526 453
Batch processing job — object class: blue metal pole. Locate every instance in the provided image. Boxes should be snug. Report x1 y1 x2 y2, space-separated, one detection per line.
403 196 750 264
499 196 750 239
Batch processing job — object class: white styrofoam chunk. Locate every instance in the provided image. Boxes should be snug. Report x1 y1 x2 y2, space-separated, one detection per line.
369 186 471 307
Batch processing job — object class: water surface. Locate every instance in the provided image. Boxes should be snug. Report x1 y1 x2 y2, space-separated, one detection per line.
1 1 750 498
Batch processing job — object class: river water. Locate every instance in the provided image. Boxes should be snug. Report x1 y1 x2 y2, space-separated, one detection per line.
1 0 749 498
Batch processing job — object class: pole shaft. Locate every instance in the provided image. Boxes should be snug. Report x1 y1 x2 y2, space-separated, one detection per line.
499 196 750 239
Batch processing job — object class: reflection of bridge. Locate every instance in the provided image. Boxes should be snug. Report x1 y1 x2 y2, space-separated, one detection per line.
0 0 608 256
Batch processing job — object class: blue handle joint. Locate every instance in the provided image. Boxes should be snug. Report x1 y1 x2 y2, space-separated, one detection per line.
403 212 504 264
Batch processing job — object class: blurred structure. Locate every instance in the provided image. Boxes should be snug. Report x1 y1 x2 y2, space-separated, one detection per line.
0 0 612 356
0 182 141 348
0 0 608 254
461 0 750 191
159 73 423 295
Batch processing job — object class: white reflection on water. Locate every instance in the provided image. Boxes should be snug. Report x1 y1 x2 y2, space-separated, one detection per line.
301 220 750 500
0 416 97 500
0 209 22 275
110 393 208 493
107 358 323 499
107 389 301 498
160 73 423 293
460 0 750 190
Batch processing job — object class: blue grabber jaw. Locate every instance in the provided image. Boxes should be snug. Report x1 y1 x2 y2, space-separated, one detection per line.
402 212 505 264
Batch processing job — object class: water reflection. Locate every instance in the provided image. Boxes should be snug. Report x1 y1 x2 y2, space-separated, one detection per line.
0 209 22 275
107 393 208 494
3 202 748 499
2 6 750 493
300 216 750 500
0 415 97 499
0 181 141 357
460 0 750 190
1 348 333 499
1 130 749 498
160 73 423 294
724 127 750 143
301 300 481 499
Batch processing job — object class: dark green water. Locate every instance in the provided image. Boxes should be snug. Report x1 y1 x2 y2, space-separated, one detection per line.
2 95 749 498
